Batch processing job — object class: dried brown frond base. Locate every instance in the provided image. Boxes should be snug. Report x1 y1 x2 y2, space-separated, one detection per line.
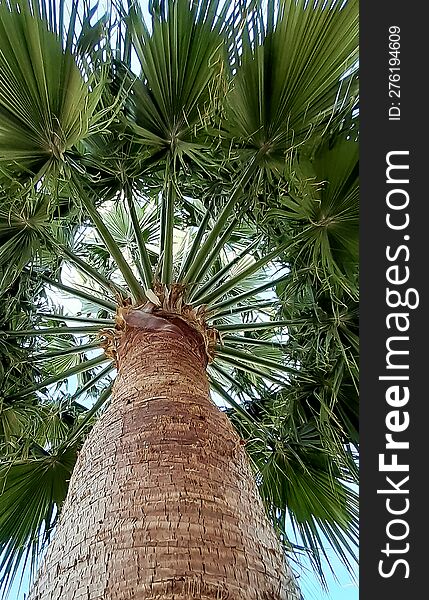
99 283 218 367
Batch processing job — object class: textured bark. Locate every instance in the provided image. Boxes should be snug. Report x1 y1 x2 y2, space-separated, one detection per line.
28 320 299 600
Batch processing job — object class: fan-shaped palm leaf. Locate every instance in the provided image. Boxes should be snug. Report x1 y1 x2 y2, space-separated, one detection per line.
224 0 358 156
0 0 107 184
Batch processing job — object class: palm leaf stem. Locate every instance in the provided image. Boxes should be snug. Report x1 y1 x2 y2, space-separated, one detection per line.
212 300 277 319
190 236 262 303
222 335 285 349
182 149 264 285
198 243 288 307
216 320 290 333
209 376 261 434
187 217 238 295
10 355 111 399
160 173 175 286
177 207 211 281
66 382 113 447
208 274 288 314
70 363 114 405
125 185 154 290
73 178 145 303
5 326 101 337
217 354 286 385
56 244 123 297
215 344 300 377
29 342 101 362
36 313 114 325
39 274 117 312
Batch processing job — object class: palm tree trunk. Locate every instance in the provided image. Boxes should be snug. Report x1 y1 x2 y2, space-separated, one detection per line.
29 320 299 599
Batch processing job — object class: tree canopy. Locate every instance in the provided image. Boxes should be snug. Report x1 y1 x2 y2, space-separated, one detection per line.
0 0 359 597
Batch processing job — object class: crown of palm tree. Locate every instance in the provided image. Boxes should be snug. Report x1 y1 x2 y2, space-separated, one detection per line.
0 0 358 597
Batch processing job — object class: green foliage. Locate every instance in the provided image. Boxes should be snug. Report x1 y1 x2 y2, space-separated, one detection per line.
0 445 79 596
128 0 227 157
224 0 358 156
0 0 106 182
0 0 359 597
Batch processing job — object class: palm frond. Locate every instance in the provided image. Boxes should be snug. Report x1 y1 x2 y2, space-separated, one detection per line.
126 0 226 157
225 0 358 155
0 444 78 598
228 396 358 590
0 0 105 181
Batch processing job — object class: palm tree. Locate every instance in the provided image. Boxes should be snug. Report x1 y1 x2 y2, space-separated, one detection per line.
0 0 359 598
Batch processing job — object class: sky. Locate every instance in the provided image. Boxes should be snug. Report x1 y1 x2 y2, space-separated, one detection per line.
298 555 358 600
